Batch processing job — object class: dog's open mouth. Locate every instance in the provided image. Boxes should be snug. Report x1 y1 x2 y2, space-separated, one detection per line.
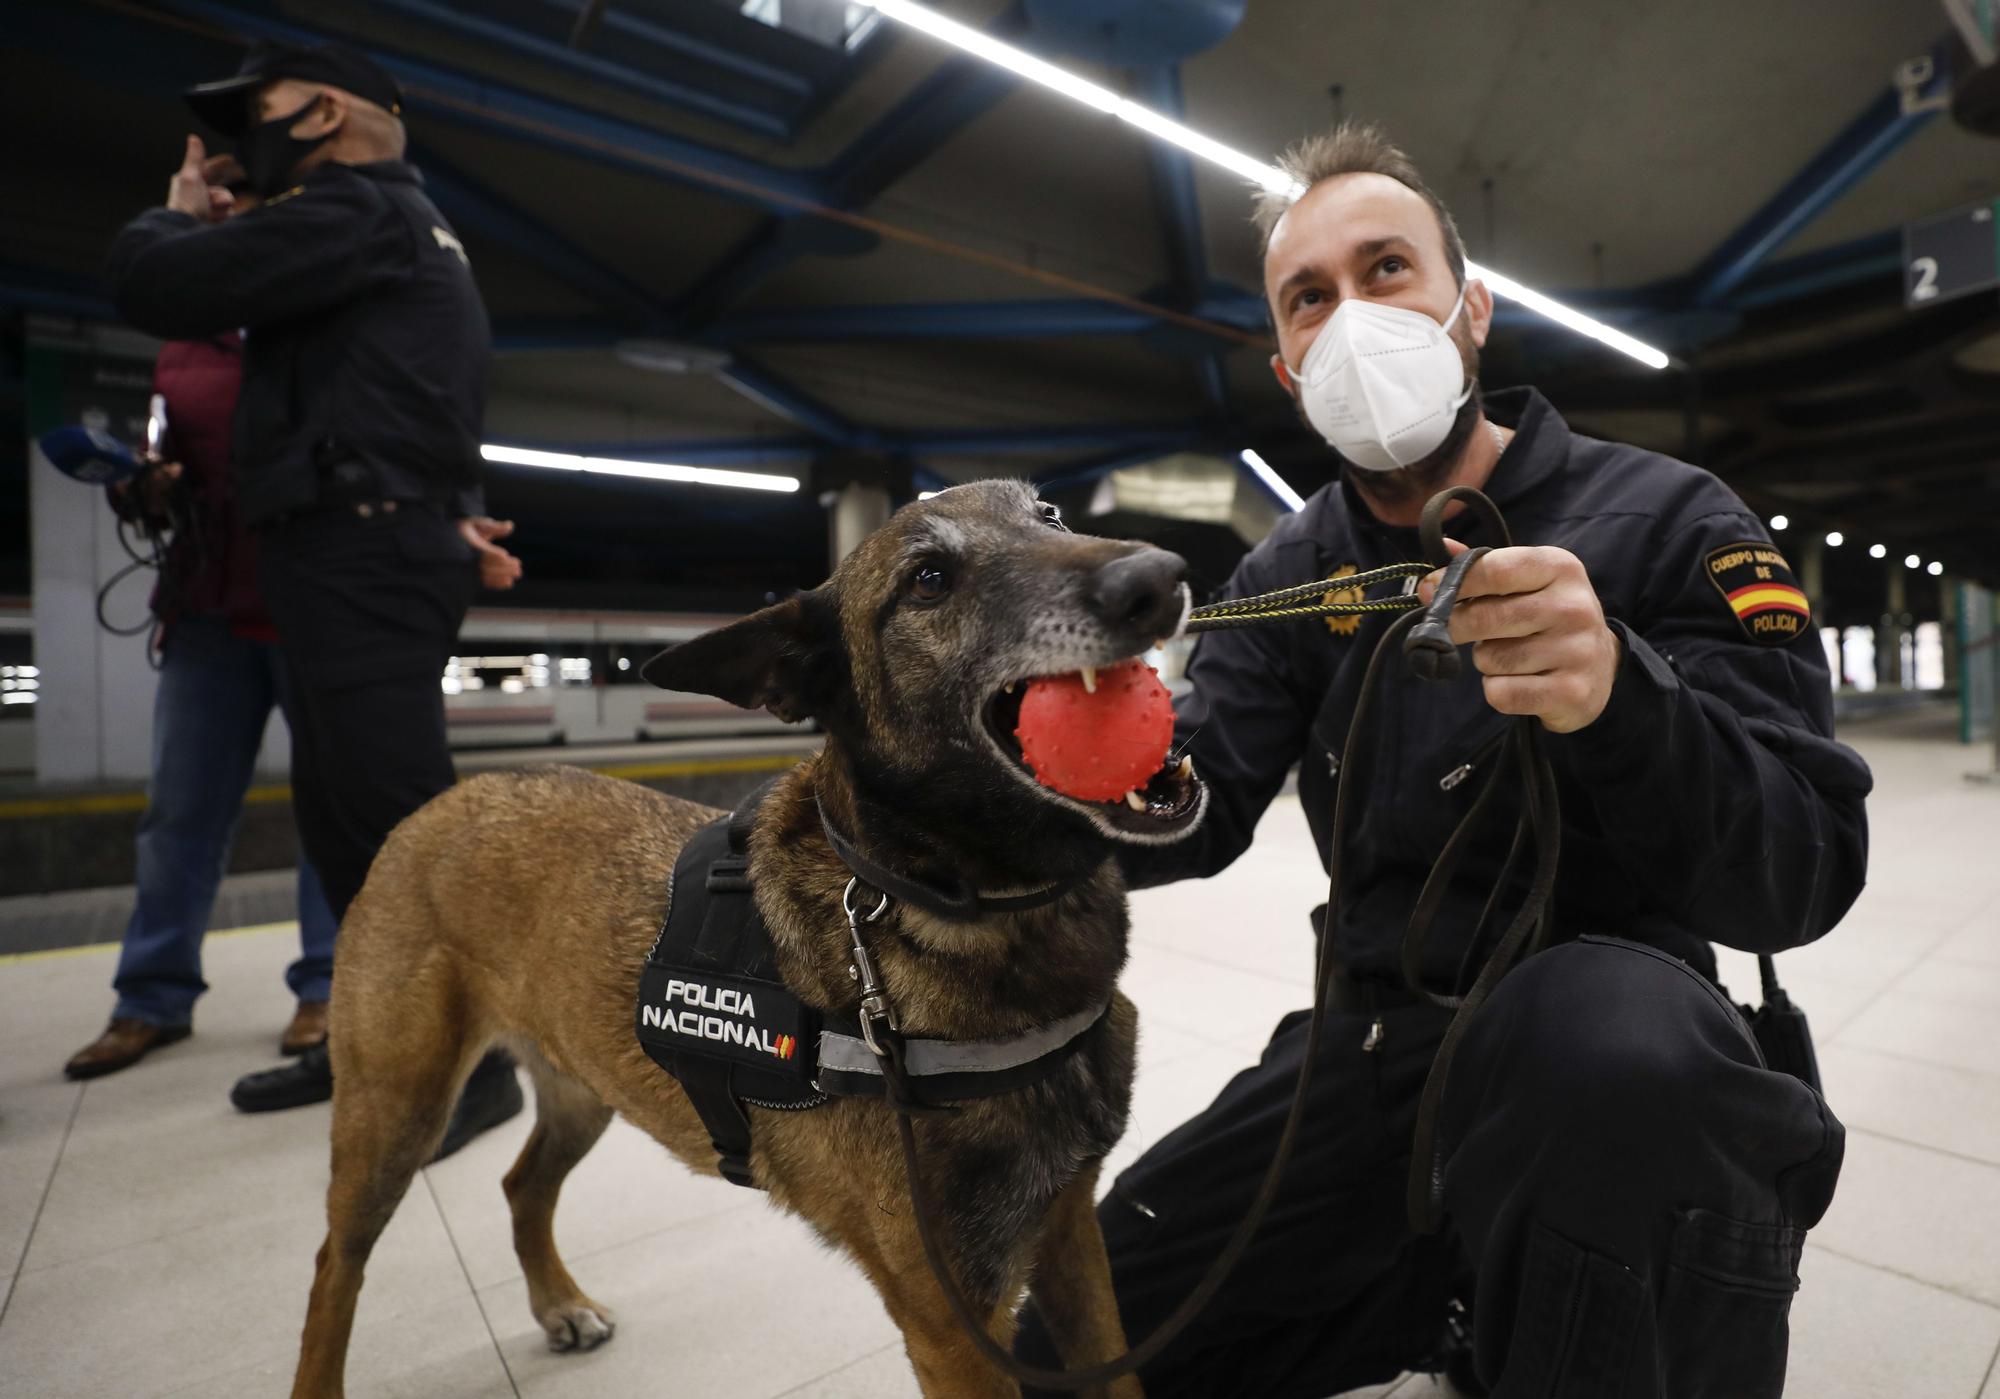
982 665 1203 835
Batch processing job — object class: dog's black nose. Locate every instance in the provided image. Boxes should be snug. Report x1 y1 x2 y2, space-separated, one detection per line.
1085 548 1188 638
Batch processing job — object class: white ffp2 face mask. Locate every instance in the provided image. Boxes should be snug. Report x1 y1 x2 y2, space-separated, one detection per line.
1285 284 1473 472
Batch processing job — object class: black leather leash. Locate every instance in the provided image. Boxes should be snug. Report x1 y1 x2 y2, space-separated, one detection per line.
1396 488 1562 1234
811 487 1542 1390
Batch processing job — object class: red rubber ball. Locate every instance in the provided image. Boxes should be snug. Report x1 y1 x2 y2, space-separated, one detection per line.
1014 659 1174 803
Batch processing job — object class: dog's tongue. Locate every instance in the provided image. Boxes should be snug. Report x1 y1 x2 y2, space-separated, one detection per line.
1014 659 1174 804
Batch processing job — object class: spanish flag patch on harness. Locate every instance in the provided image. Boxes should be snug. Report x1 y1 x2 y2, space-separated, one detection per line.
1704 542 1811 644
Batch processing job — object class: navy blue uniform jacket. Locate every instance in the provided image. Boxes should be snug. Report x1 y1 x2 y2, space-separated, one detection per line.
1131 388 1873 987
106 160 489 528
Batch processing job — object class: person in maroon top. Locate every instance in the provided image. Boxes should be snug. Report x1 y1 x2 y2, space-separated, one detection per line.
64 242 342 1081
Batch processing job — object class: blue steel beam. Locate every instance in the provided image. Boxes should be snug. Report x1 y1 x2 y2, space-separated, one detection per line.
0 264 114 320
670 6 1024 330
353 0 794 138
1723 230 1902 310
534 0 814 96
515 422 1216 461
413 144 673 326
705 299 1160 344
699 289 1268 345
493 287 1268 349
1136 65 1227 415
713 358 859 446
1689 51 1949 306
819 31 1021 206
147 0 827 213
1032 438 1208 496
897 424 1211 457
1138 67 1208 302
669 219 862 333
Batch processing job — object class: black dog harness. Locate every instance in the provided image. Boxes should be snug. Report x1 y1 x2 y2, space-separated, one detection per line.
633 785 1107 1188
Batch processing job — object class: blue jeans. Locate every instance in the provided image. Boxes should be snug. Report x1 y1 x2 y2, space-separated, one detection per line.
112 613 338 1027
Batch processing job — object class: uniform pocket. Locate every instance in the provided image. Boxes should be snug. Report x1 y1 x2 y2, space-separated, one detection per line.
1657 1208 1801 1399
1503 1221 1646 1398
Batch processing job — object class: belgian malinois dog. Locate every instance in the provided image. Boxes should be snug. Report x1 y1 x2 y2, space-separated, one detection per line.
290 479 1208 1398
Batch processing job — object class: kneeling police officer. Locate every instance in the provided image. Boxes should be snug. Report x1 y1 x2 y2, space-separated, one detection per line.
1020 122 1872 1399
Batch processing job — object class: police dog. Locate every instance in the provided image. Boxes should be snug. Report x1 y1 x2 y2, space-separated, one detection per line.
290 479 1206 1398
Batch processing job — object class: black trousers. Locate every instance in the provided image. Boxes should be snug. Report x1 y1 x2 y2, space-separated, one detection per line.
1020 936 1844 1399
258 503 476 923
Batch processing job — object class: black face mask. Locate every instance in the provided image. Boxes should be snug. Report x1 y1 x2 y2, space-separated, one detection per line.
236 96 334 196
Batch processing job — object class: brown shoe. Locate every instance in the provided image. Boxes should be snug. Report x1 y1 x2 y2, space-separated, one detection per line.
280 1000 329 1056
64 1018 190 1080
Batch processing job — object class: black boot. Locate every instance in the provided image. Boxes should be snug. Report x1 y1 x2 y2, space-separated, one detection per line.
430 1050 524 1163
231 1040 334 1112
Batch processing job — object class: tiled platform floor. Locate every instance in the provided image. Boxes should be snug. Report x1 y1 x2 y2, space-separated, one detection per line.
2 705 1996 1397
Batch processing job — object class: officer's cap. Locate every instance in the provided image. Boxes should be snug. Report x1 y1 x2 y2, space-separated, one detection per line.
184 40 404 137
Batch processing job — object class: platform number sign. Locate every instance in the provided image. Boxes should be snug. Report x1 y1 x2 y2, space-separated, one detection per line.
1904 199 2000 309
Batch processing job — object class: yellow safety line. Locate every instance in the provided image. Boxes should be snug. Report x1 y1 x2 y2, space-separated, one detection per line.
0 919 296 967
0 751 807 822
578 753 806 782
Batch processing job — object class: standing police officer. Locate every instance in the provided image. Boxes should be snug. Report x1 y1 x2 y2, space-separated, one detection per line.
107 41 523 1153
1020 123 1873 1398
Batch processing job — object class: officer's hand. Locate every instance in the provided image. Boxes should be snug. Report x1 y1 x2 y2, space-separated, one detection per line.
166 136 233 223
112 461 184 523
1418 540 1621 734
459 516 524 591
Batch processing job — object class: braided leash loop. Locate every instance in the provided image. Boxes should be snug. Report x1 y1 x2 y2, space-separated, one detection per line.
1185 560 1431 633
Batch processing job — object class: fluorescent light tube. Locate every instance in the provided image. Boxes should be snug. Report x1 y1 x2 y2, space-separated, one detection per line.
1241 447 1306 511
481 444 801 493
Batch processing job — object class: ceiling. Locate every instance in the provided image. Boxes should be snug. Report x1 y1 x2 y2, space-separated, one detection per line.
3 0 1997 615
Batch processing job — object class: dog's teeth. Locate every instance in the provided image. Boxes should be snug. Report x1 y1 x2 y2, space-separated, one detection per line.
1178 755 1194 780
1081 666 1098 694
1124 789 1147 812
1003 681 1015 694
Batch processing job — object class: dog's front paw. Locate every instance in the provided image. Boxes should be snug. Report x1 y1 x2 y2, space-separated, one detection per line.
539 1300 617 1353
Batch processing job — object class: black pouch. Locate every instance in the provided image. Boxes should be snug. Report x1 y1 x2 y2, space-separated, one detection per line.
1741 955 1821 1093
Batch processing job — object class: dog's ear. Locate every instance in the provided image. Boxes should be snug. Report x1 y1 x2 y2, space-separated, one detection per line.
640 590 841 724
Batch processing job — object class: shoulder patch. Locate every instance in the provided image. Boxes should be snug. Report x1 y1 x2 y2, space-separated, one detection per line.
1704 542 1811 645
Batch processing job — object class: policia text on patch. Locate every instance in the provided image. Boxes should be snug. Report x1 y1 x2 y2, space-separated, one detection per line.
1705 542 1812 643
640 979 803 1062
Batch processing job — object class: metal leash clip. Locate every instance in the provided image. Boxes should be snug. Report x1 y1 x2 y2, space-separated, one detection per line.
842 876 897 1057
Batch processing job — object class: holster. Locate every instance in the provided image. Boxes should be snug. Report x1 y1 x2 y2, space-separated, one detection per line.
1741 955 1821 1093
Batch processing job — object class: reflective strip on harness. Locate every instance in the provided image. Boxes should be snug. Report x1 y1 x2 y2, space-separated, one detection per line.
817 999 1109 1087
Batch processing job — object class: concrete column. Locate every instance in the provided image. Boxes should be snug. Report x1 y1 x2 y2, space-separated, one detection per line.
1941 578 1961 691
1879 564 1907 690
829 481 892 569
1795 534 1829 681
1796 534 1825 616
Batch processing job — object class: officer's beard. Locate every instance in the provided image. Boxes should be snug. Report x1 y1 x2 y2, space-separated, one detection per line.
1310 323 1486 516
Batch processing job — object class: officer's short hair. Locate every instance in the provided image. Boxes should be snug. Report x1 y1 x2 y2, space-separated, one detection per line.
1253 121 1468 288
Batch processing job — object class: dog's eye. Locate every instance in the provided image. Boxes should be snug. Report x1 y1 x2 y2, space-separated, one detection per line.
1040 502 1068 532
908 562 952 602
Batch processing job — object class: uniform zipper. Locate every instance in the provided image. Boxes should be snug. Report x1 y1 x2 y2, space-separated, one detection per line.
1439 730 1507 792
